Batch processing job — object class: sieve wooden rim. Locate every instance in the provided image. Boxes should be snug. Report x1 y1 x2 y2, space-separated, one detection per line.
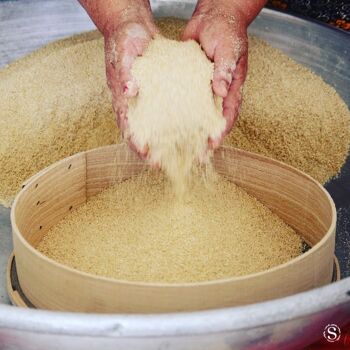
11 145 337 287
10 144 337 312
6 252 342 309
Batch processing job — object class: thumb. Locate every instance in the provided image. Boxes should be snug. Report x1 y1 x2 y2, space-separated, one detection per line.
181 17 200 41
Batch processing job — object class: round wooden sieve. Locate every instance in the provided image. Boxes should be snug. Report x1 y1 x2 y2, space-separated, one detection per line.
10 144 336 313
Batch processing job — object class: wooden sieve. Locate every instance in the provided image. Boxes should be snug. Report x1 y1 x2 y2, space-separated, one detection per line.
10 144 336 313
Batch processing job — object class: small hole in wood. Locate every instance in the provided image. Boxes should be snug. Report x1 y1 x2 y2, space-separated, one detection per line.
21 184 25 189
68 164 72 170
35 184 38 188
37 201 40 206
69 206 73 211
39 226 43 230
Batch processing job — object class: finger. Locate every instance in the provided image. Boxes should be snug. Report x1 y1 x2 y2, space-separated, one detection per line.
119 25 153 97
107 22 155 100
106 67 128 133
127 135 149 160
105 29 150 131
114 39 150 129
222 53 248 135
106 63 127 133
208 53 247 149
208 137 221 150
212 42 239 98
104 37 119 94
182 17 201 41
105 36 123 105
151 162 161 169
118 53 139 98
115 102 128 131
106 58 128 132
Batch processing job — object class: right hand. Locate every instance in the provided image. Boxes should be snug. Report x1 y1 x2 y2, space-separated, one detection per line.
182 0 249 150
103 2 158 158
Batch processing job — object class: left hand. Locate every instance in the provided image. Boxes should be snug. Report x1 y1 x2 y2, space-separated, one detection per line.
182 0 249 149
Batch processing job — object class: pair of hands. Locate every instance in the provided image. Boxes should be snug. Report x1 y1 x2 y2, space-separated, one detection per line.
83 0 259 157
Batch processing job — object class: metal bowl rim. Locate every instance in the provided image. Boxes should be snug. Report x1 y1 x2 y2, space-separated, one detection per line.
0 7 350 338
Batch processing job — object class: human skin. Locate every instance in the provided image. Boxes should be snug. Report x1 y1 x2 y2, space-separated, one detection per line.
78 0 266 155
78 0 158 157
182 0 267 148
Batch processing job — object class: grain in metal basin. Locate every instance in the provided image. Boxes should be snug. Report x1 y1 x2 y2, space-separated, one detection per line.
9 144 336 313
0 2 349 349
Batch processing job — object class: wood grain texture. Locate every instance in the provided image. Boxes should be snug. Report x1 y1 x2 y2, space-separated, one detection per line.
11 145 336 313
13 152 86 247
7 253 341 309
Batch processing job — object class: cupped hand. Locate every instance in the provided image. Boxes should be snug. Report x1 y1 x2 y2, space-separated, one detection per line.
182 0 249 149
103 4 158 158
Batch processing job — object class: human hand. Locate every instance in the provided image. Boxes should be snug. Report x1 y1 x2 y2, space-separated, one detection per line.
78 0 158 156
182 0 250 149
103 2 158 157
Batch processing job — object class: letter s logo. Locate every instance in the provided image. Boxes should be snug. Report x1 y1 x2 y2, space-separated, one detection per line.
323 324 341 343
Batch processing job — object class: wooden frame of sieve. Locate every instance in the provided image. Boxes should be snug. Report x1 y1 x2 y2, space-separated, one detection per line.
10 144 336 313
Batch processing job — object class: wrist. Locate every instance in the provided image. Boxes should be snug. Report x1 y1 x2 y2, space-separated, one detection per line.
82 0 152 36
104 0 152 35
227 0 267 25
194 0 249 27
194 0 265 27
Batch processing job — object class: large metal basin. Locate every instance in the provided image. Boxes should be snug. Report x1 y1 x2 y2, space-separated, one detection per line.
0 1 349 349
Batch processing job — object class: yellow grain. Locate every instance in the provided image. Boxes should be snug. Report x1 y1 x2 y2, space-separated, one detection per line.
128 37 225 196
37 171 302 283
0 18 349 206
